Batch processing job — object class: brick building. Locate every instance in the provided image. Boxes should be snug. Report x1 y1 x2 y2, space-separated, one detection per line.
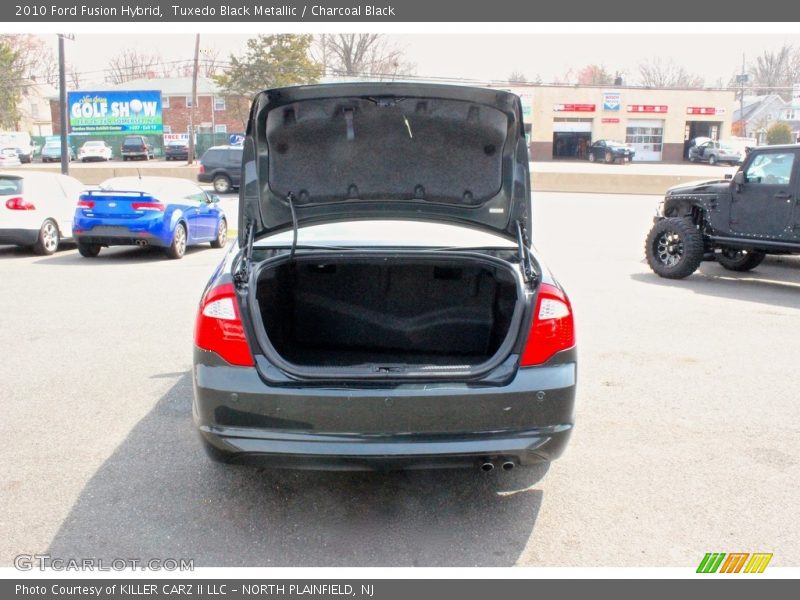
49 76 250 139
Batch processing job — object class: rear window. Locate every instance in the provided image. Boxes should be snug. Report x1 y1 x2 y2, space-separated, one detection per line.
123 138 144 146
0 177 22 195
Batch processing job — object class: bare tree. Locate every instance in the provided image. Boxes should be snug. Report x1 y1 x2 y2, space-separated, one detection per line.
316 34 415 80
748 44 793 97
637 57 704 88
0 34 58 85
508 71 528 84
200 47 222 77
68 64 82 89
105 48 162 84
576 64 614 86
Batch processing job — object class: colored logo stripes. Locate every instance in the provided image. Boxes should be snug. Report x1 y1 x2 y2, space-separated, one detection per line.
697 552 773 573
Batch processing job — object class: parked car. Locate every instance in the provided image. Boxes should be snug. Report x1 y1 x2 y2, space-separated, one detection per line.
197 145 243 193
164 140 189 161
14 147 32 163
587 140 635 163
687 139 743 165
41 141 76 163
0 148 22 167
120 135 154 161
0 171 86 254
646 144 800 279
73 176 227 259
193 83 577 472
78 140 113 162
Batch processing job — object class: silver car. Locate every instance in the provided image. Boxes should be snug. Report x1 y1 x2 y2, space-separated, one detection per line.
688 140 742 165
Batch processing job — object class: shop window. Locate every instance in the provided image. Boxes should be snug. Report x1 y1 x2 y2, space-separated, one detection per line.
214 124 227 134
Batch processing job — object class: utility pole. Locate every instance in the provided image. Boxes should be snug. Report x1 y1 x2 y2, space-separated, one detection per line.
188 34 200 165
736 53 748 138
57 34 72 175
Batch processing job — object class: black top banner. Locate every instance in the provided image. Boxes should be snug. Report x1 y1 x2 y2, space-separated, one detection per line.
5 0 800 22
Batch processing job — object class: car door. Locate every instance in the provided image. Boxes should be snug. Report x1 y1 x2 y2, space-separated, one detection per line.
730 149 798 239
591 141 603 160
226 148 244 185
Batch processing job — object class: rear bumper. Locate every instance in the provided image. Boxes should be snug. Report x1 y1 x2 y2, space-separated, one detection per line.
193 347 577 470
73 220 170 247
0 228 38 246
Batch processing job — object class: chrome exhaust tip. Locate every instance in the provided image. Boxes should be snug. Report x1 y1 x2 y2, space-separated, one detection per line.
501 461 515 471
480 462 494 472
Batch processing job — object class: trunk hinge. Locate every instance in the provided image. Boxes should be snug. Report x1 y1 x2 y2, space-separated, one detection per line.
515 220 535 283
233 219 256 290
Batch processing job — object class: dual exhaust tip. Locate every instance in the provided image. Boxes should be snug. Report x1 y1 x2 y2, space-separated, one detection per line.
480 459 515 472
135 240 149 247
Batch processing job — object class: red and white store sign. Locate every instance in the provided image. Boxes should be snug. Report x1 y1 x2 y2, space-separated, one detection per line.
686 107 726 115
627 105 668 113
553 103 596 112
601 117 620 124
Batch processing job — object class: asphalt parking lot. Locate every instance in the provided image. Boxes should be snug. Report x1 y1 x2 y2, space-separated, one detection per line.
1 190 798 567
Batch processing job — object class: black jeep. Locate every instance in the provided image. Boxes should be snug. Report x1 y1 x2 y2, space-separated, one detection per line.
646 144 800 279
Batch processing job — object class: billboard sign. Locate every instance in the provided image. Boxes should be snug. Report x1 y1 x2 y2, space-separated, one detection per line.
68 90 163 135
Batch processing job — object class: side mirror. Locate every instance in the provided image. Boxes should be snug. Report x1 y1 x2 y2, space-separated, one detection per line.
733 170 745 191
207 193 220 204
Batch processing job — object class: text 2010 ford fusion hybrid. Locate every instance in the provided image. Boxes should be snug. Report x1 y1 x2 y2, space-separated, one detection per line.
192 83 576 472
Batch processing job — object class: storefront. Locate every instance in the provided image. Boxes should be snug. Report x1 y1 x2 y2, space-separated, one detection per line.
514 85 735 163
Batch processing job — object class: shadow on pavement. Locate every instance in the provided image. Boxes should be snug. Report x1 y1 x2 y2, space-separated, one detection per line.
34 245 211 265
632 256 800 310
48 373 547 567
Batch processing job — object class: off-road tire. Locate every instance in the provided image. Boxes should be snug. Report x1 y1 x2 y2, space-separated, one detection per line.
716 248 765 272
645 217 704 279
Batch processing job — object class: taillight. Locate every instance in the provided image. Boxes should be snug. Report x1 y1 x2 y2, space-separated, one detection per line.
77 199 95 209
132 202 165 211
5 196 35 210
198 164 205 174
194 283 254 366
520 283 575 367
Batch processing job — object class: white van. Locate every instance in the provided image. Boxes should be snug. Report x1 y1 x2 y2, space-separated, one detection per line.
0 171 86 254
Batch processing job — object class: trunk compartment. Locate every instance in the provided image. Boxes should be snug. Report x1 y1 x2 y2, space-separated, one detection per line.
253 253 522 372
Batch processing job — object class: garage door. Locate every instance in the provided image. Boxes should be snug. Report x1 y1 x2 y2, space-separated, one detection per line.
626 119 664 161
553 118 593 133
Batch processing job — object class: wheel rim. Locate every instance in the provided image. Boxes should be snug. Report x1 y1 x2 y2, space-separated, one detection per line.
175 225 186 255
217 220 227 246
655 230 684 267
42 221 58 252
214 178 229 193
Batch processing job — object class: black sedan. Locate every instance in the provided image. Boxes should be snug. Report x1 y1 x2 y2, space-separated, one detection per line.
164 140 189 161
588 140 635 163
192 83 577 474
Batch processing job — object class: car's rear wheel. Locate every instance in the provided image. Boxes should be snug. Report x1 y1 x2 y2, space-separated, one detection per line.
33 219 59 255
645 217 704 279
211 218 227 248
166 223 187 259
604 151 614 164
213 174 232 194
77 241 101 257
716 248 765 272
588 152 595 162
708 154 717 166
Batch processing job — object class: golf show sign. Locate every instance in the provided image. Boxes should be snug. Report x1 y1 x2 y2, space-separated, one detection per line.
67 90 163 134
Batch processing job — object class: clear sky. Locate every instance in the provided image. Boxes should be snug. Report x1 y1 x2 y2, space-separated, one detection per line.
37 33 800 88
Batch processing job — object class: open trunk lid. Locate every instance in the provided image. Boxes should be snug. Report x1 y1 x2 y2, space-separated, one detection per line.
239 83 532 246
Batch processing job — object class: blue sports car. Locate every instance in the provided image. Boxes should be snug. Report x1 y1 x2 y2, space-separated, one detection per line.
73 176 227 259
